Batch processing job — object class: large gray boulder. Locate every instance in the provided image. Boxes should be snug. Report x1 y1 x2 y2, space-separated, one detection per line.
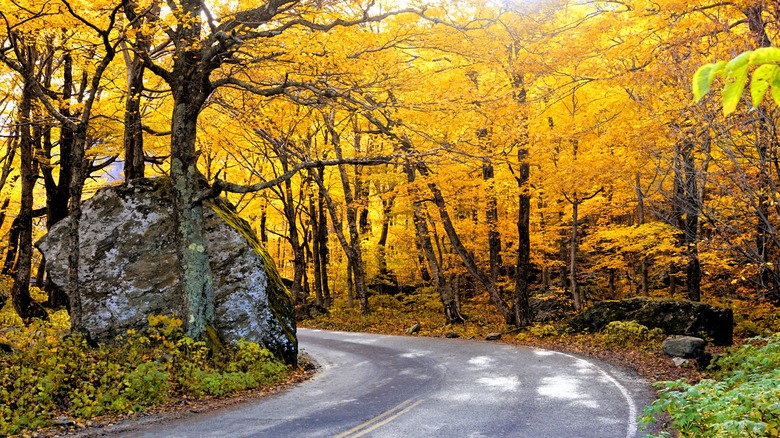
566 297 733 346
36 178 297 364
663 336 706 359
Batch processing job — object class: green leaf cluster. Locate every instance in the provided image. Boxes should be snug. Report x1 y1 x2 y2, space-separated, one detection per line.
0 315 291 436
599 321 664 349
643 334 780 437
527 323 558 339
693 48 780 115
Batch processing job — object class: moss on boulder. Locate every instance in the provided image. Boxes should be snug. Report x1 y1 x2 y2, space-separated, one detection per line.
566 297 733 346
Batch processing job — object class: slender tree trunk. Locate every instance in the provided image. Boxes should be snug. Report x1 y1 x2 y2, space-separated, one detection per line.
66 125 90 330
514 148 532 327
11 81 47 322
0 196 13 231
376 193 395 285
483 162 502 284
670 145 686 297
312 165 365 312
569 200 581 310
681 140 701 301
122 0 161 180
123 58 145 180
510 69 532 328
317 169 331 307
608 269 616 297
407 165 463 323
424 172 513 324
416 239 431 283
35 257 46 286
283 176 305 304
260 209 268 243
41 52 74 309
347 263 355 309
309 185 324 306
2 216 21 276
635 171 648 296
322 113 368 314
754 113 778 300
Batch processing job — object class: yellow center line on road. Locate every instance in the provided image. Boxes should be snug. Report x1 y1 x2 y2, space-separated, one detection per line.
333 398 425 438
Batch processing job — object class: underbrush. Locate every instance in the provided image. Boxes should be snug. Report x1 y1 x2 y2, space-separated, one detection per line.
0 304 291 436
643 333 780 437
303 290 506 339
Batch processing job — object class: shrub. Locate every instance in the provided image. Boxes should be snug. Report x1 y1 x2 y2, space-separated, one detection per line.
368 294 403 311
0 314 292 435
600 320 665 348
643 334 780 437
527 323 558 338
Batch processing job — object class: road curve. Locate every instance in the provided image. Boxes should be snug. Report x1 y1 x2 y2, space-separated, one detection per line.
114 329 653 437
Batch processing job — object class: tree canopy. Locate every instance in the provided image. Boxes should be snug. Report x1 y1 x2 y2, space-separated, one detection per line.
0 0 778 332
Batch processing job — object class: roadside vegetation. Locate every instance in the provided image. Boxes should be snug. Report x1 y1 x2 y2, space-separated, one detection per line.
644 334 780 437
0 287 296 436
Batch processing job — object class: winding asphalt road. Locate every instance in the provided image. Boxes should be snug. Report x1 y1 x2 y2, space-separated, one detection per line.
112 329 652 437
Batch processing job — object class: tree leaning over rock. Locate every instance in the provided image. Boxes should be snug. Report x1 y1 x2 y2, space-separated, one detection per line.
128 0 422 338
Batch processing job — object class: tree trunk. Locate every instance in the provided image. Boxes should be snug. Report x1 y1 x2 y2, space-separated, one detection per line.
483 162 503 284
2 216 21 276
309 184 324 306
11 81 47 323
510 69 532 328
123 57 145 180
407 164 463 323
321 113 368 314
260 208 268 243
681 140 701 301
122 0 160 180
35 256 46 286
670 144 686 297
41 52 75 309
424 173 513 324
376 193 395 285
347 263 355 308
169 96 215 337
312 165 366 312
66 125 90 330
514 148 532 327
569 200 582 310
283 176 305 304
317 168 331 307
164 0 218 338
635 171 648 296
